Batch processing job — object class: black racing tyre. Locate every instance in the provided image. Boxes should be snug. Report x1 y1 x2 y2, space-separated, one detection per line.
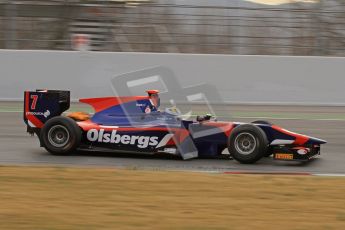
251 121 272 157
228 124 268 164
251 120 273 125
40 116 81 155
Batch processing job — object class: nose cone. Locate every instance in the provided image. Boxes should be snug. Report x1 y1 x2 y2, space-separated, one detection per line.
308 136 327 145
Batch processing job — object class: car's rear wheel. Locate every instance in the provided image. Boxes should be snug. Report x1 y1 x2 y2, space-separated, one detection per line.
228 124 268 164
40 116 81 155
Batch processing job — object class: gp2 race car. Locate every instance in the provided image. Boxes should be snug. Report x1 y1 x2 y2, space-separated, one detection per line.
23 89 326 164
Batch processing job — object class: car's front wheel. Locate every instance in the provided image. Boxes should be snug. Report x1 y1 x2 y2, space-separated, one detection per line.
40 116 81 155
228 124 268 164
251 120 273 157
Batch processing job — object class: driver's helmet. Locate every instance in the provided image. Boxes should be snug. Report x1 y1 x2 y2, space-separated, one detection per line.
146 89 160 111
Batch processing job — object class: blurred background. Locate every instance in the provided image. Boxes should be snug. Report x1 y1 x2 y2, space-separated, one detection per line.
0 0 344 56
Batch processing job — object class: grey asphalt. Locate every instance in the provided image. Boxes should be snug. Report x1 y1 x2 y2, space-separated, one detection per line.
1 102 345 174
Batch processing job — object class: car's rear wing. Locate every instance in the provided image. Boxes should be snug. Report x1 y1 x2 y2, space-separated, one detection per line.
24 90 70 132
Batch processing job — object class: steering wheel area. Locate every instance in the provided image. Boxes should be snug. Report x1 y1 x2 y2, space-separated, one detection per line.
164 107 181 116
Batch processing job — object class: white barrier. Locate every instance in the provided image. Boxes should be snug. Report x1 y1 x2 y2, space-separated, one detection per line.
1 50 344 105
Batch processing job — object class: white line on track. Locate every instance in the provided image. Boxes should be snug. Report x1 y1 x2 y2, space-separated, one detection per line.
313 173 345 177
168 169 345 177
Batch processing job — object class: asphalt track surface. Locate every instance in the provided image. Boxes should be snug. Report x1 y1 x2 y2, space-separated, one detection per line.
1 102 345 174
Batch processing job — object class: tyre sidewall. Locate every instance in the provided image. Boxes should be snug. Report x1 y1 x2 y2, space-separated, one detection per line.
40 116 81 155
229 124 268 164
251 120 273 125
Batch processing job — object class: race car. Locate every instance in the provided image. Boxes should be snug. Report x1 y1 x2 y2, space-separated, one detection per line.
23 89 326 164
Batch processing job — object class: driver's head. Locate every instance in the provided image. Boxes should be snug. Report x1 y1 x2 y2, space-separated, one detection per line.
146 90 160 108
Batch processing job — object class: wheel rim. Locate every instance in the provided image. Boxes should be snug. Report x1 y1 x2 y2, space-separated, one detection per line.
234 132 257 155
47 125 70 148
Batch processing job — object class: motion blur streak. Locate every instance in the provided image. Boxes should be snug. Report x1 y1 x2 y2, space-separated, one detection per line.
0 0 344 56
246 0 319 5
1 102 345 174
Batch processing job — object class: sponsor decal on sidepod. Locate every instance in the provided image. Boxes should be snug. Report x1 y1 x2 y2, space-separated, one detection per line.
87 129 159 148
26 110 51 118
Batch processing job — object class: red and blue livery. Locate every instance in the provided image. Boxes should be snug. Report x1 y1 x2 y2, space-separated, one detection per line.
23 89 326 164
